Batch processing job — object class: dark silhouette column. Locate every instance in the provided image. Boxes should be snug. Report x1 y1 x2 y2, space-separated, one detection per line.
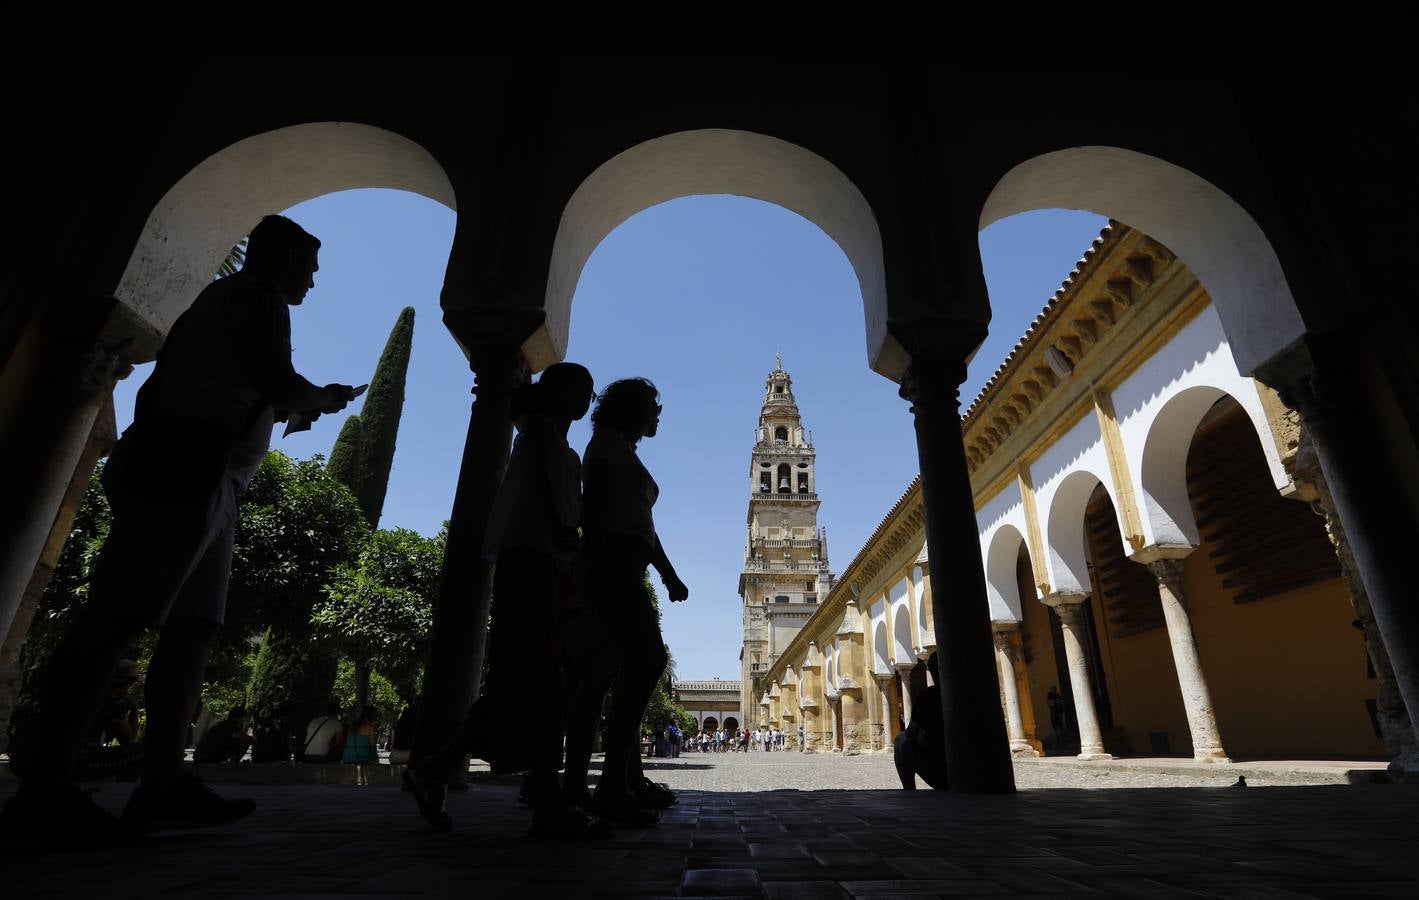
1278 340 1419 781
898 334 1016 793
411 309 542 767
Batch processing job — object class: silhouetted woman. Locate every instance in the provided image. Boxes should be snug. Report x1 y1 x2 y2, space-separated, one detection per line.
564 378 687 823
406 362 606 839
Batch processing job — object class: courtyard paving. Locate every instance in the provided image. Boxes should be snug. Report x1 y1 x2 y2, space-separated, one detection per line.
2 752 1415 898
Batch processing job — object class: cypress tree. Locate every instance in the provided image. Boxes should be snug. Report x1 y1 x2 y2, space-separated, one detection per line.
340 306 414 528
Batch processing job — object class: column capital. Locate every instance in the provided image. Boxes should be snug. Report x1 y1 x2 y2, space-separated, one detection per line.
891 317 989 415
991 623 1021 657
1144 557 1188 596
442 306 545 377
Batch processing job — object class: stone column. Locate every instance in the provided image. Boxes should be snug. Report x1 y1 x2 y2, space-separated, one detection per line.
411 310 540 766
800 642 822 753
1043 593 1113 760
838 684 866 755
1278 357 1419 782
1294 424 1419 778
895 663 916 725
992 623 1040 758
0 309 147 652
898 342 1016 792
1135 547 1229 763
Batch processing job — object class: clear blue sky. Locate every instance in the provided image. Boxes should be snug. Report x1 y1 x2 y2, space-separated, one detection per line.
113 191 1105 681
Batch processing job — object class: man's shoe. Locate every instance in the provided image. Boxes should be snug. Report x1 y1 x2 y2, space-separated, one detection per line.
122 773 255 833
587 789 660 827
403 766 452 832
0 783 138 844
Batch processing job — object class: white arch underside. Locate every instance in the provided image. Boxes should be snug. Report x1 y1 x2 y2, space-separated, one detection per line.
117 123 455 335
981 146 1304 377
540 129 888 373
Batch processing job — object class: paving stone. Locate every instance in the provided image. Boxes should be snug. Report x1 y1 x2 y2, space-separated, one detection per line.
762 881 852 899
682 867 764 896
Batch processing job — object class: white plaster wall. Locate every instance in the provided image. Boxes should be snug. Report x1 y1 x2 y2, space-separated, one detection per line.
912 565 931 651
117 123 455 335
1113 303 1287 549
975 480 1031 621
872 621 891 675
1033 414 1120 596
980 146 1305 377
543 129 889 374
891 604 913 666
888 578 912 661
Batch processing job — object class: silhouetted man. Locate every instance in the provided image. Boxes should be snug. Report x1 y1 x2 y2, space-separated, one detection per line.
3 215 358 841
893 651 948 790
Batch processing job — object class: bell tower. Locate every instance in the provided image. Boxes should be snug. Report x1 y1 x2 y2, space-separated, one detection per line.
739 357 834 721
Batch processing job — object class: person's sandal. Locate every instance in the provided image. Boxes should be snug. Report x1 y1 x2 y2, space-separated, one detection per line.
631 776 678 809
527 805 615 840
403 766 452 832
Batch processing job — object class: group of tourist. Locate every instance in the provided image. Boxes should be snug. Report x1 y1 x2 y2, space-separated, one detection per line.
679 727 790 752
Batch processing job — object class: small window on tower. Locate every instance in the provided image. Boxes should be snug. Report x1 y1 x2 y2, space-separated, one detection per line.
775 385 784 394
804 581 813 591
774 426 788 442
797 473 809 493
805 595 817 604
775 595 790 604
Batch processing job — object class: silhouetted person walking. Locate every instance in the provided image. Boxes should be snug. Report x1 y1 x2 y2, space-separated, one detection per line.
405 363 610 839
893 651 948 790
563 379 687 823
2 215 359 841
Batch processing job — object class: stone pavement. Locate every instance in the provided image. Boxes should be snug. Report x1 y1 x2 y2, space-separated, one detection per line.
2 764 1416 898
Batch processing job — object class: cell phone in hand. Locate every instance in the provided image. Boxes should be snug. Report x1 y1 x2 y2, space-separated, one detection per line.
351 384 369 398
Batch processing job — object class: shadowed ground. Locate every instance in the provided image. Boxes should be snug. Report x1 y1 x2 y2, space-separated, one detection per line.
2 765 1416 898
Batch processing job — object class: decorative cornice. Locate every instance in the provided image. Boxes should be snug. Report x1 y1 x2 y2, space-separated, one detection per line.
959 223 1178 474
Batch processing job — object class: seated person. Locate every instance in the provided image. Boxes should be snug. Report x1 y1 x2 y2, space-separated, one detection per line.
893 651 948 790
74 659 145 781
342 706 378 764
301 703 344 763
193 706 252 764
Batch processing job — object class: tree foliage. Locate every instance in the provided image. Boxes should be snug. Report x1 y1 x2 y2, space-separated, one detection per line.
311 526 444 699
238 452 368 760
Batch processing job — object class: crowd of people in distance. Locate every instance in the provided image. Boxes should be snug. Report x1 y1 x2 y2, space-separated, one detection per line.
659 726 792 755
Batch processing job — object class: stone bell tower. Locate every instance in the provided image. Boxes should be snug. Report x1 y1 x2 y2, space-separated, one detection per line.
739 357 834 722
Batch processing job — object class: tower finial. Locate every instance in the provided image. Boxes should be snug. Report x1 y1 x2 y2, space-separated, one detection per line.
775 352 782 371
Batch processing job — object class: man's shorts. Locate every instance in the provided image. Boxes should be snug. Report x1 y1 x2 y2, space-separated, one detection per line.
89 456 240 626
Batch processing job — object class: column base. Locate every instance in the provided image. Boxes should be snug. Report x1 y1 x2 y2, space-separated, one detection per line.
1009 742 1041 758
1192 749 1232 764
1076 751 1114 761
1387 751 1419 784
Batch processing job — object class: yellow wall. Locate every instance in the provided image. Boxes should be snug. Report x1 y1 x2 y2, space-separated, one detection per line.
1019 564 1063 752
1090 619 1191 755
1186 556 1380 758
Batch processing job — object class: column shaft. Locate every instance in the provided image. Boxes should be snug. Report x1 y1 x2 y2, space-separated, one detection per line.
411 352 521 765
902 355 1015 792
1047 596 1113 760
992 626 1039 757
1144 555 1229 762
